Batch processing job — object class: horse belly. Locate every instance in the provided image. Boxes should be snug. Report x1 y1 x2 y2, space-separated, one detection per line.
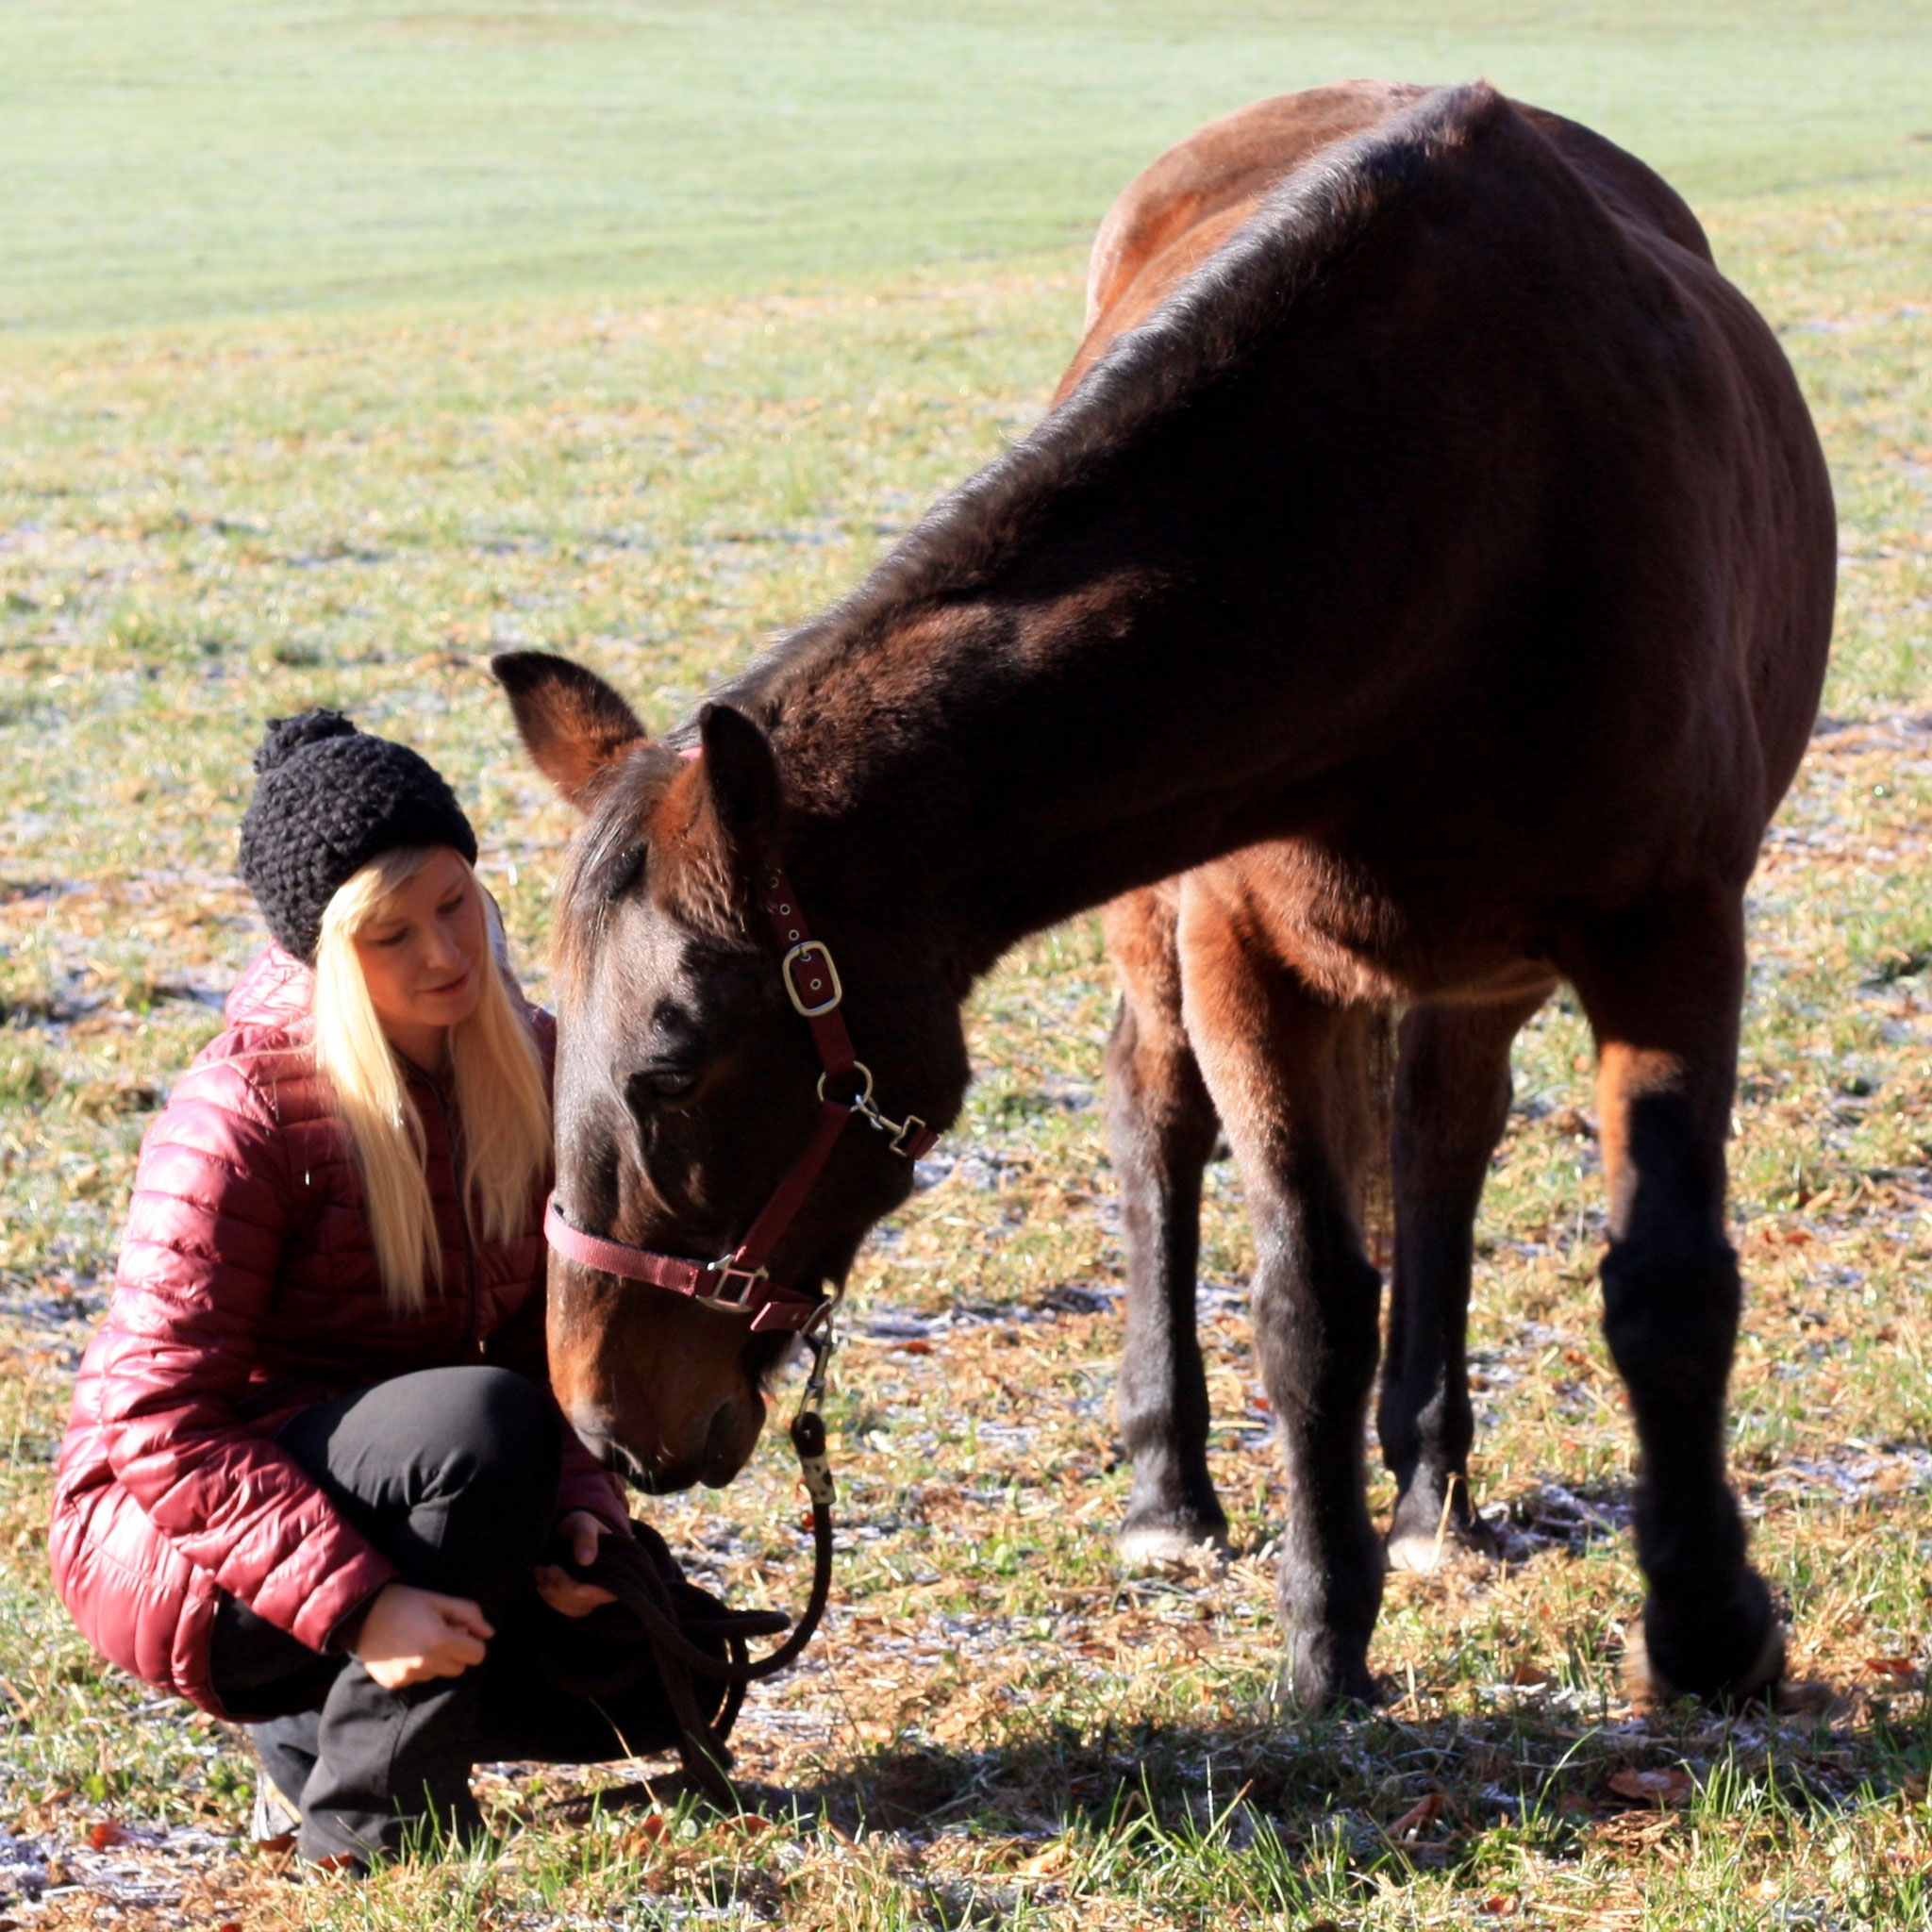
1178 841 1552 1010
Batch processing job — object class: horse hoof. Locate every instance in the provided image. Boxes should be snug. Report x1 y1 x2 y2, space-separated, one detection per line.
1275 1656 1383 1715
1387 1528 1460 1574
1116 1523 1231 1571
1386 1516 1507 1575
1623 1618 1787 1711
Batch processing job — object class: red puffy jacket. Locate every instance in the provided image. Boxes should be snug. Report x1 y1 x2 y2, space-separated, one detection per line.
50 945 626 1716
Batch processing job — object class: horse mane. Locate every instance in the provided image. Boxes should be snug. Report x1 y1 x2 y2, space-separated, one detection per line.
694 82 1512 731
564 82 1512 974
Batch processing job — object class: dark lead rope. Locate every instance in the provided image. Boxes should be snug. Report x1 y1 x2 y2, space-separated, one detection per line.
558 1408 837 1809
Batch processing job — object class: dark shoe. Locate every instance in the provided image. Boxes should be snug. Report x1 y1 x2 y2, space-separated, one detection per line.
248 1712 318 1851
251 1779 300 1851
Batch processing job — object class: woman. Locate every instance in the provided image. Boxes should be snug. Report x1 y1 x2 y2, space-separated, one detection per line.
50 709 706 1869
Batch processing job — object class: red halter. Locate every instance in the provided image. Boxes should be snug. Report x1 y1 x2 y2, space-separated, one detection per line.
543 862 939 1334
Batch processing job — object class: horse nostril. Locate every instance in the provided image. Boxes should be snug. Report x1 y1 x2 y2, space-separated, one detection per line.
702 1397 741 1468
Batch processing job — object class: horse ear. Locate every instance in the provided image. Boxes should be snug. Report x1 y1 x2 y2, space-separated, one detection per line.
696 702 781 872
491 652 647 810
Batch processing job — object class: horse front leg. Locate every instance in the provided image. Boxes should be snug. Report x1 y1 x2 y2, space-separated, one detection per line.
1182 894 1386 1709
1103 886 1229 1565
1381 989 1549 1572
1563 890 1783 1704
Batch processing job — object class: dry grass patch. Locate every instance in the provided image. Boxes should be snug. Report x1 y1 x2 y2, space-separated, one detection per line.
2 177 1929 1929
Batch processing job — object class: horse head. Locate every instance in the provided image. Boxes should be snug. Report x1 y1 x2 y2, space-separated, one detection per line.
494 650 966 1493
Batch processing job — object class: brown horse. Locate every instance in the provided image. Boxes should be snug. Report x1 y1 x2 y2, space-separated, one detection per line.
496 80 1834 1710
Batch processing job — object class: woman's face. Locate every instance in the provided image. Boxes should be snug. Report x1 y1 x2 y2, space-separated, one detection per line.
353 846 487 1066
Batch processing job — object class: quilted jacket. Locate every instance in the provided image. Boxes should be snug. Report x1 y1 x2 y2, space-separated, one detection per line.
49 945 627 1716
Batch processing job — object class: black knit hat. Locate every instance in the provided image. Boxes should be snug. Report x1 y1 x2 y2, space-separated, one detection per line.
238 710 478 963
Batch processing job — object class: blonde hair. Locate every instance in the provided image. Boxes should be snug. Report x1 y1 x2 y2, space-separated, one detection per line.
311 846 551 1314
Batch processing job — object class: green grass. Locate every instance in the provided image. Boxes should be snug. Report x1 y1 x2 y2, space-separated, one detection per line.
3 0 1930 332
3 2 1931 1925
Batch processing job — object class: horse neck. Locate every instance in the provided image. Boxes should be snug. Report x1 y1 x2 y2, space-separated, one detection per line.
754 177 1472 973
763 567 1330 981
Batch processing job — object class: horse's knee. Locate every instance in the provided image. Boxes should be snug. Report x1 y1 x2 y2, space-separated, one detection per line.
1254 1243 1382 1409
1600 1226 1740 1400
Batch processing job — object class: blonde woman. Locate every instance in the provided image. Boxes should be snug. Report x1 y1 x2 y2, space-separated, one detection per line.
50 710 713 1869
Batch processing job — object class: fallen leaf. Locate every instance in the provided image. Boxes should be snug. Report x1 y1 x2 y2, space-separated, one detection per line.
1016 1840 1071 1879
1481 1894 1521 1916
1607 1767 1692 1807
1387 1791 1445 1839
1866 1657 1919 1679
87 1821 129 1850
1511 1661 1554 1686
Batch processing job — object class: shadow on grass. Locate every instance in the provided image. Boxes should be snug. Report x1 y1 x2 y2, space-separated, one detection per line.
744 1690 1932 1919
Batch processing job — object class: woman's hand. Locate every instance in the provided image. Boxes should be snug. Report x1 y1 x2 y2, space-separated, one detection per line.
535 1510 621 1618
347 1582 492 1690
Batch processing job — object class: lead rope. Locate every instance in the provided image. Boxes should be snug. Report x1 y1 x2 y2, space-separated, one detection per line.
557 1326 842 1811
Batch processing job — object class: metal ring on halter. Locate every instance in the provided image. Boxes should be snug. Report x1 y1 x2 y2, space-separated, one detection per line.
816 1061 874 1109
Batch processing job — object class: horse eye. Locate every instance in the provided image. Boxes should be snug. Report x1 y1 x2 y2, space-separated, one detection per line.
637 1068 698 1104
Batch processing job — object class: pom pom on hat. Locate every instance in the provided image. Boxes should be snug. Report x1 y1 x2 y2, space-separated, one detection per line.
253 708 358 774
238 709 477 964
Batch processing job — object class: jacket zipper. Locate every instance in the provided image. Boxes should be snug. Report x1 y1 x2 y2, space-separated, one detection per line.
425 1073 480 1358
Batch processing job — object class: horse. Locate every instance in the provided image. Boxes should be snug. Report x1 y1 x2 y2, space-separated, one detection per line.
494 80 1834 1711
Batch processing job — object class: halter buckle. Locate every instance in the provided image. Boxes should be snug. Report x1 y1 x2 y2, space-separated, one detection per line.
781 941 843 1019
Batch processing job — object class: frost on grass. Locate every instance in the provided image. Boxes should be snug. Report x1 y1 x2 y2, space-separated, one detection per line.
2 192 1930 1928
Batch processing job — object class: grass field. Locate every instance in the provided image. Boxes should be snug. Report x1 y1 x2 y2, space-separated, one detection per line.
6 0 1932 332
3 2 1931 1925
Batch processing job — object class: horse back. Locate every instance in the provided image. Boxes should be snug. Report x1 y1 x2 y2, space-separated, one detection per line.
1068 81 1714 394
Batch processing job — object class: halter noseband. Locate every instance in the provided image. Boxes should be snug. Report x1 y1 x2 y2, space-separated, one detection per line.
542 862 939 1334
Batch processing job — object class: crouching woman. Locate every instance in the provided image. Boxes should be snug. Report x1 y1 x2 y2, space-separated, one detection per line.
50 710 703 1869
